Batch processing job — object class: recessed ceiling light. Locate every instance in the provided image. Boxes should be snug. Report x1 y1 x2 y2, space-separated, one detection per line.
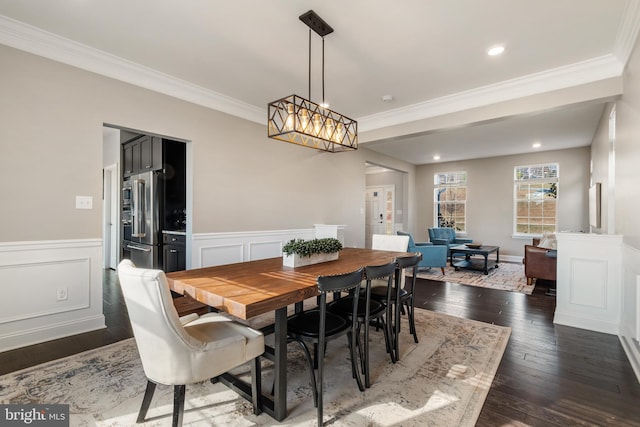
382 95 394 102
532 142 542 148
487 45 505 56
433 155 441 161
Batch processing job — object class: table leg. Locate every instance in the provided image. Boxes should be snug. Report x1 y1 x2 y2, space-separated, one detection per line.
273 307 287 421
483 254 489 274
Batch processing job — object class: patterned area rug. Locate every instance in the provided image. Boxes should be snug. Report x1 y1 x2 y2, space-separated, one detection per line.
413 262 533 294
0 309 510 427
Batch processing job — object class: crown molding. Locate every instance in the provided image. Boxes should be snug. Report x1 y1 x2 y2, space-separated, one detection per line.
0 14 265 124
1 8 637 132
358 54 624 132
614 0 640 66
359 1 640 132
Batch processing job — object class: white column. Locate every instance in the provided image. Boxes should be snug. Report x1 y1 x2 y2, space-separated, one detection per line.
554 232 622 334
314 224 346 245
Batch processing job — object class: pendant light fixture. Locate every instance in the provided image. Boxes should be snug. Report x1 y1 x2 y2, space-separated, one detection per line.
267 10 357 152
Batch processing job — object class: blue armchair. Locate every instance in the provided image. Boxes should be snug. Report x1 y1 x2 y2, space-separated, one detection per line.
428 227 473 248
428 227 473 263
397 231 447 274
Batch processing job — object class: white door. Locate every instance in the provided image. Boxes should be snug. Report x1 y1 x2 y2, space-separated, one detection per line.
365 186 395 248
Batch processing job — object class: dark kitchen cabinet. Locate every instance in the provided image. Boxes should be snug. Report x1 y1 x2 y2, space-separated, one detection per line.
122 135 162 177
163 232 185 272
123 142 134 176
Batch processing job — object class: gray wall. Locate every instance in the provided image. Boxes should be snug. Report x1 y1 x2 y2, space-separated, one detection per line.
591 29 640 247
415 147 591 257
0 43 599 257
0 45 415 248
613 37 640 249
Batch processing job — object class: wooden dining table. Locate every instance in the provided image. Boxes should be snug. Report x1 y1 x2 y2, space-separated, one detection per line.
165 247 412 421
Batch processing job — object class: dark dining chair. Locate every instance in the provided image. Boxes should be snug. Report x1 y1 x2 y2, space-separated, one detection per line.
370 253 422 361
328 261 396 388
286 268 365 426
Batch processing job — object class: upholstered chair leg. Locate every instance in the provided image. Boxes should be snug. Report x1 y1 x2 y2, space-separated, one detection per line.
173 385 185 427
250 356 262 415
137 380 156 423
441 267 445 275
527 277 533 286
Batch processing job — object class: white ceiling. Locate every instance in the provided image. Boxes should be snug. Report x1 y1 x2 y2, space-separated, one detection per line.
0 0 638 164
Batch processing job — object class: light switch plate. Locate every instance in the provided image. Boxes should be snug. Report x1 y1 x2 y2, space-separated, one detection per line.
76 196 93 209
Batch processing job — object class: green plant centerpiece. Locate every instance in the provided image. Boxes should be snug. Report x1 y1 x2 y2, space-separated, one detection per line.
282 237 343 267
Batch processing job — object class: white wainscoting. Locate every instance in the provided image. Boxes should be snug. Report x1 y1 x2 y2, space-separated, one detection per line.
620 243 640 382
0 239 105 352
191 228 315 268
554 232 622 334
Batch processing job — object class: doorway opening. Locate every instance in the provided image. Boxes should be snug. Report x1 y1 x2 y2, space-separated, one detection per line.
364 162 408 248
101 124 191 272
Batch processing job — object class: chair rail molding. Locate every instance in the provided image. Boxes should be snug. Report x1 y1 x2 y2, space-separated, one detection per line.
0 239 105 352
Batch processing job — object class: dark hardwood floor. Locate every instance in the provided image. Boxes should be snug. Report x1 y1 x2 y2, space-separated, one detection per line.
413 278 640 426
1 269 639 426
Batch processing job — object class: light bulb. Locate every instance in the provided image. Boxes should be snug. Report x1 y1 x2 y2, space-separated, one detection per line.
313 113 322 137
335 123 345 143
324 118 335 141
284 103 295 131
298 108 310 132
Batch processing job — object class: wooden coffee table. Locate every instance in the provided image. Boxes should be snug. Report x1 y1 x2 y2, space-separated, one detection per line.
449 244 500 274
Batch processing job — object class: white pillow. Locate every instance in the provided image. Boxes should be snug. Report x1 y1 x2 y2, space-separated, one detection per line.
538 231 557 249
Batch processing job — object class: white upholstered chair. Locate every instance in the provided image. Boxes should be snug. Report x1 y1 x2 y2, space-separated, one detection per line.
372 233 410 252
117 260 265 427
372 234 410 287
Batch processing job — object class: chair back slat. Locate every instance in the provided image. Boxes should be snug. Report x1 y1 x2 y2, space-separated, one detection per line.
364 262 397 281
317 268 364 293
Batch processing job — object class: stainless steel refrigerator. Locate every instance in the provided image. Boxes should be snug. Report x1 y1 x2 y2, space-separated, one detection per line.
122 171 161 269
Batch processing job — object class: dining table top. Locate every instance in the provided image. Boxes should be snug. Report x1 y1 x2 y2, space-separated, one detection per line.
165 247 412 320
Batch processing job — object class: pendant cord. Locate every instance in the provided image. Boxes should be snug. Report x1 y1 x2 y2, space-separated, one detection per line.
308 29 311 101
322 37 325 105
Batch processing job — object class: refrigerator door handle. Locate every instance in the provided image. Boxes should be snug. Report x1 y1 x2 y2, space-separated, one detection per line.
126 243 151 252
132 178 146 238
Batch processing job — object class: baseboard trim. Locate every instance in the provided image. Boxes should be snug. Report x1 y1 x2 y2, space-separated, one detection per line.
620 335 640 384
553 311 619 335
0 314 105 353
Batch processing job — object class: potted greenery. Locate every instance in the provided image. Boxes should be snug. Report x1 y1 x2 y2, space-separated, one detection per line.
282 237 343 267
